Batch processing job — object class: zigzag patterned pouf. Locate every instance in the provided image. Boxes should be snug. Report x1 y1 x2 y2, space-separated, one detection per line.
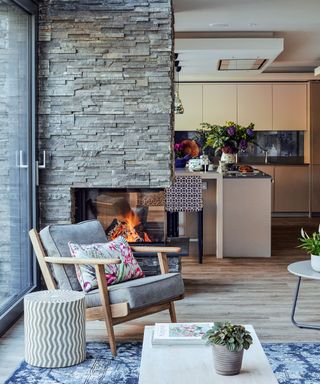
24 290 86 368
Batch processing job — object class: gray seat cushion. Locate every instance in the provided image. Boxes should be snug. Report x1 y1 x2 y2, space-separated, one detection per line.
40 220 108 291
85 273 184 310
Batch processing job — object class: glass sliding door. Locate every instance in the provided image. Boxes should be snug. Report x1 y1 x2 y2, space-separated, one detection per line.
0 0 36 333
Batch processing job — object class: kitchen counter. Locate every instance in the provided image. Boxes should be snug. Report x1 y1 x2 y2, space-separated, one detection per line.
223 170 271 178
175 168 222 179
175 168 272 258
175 168 272 178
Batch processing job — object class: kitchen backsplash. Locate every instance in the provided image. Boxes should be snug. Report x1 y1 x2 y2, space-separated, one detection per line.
175 131 304 162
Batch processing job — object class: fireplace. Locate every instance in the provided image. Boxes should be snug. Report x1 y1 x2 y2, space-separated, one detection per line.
74 188 166 244
73 188 188 276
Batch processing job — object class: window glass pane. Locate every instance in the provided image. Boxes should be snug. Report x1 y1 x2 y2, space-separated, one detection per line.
0 0 33 313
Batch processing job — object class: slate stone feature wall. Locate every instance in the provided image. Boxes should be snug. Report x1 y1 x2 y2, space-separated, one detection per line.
38 0 174 227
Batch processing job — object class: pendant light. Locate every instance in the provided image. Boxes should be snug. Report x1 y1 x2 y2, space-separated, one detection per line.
174 57 184 114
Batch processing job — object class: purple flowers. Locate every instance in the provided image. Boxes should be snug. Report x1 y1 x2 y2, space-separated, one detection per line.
227 126 236 136
246 128 254 137
239 139 248 150
174 143 184 152
174 142 186 158
198 121 256 157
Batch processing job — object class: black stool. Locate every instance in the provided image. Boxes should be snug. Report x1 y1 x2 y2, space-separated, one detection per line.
165 176 203 263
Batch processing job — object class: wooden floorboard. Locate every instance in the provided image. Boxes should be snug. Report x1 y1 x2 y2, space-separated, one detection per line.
1 218 320 381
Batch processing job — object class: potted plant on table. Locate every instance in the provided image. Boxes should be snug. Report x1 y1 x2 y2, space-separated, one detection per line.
199 121 256 164
203 321 253 376
299 226 320 272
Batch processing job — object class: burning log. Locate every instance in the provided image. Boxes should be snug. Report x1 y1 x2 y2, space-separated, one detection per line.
106 198 152 243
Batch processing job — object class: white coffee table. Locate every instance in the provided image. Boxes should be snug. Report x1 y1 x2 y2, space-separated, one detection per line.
288 260 320 330
139 325 278 384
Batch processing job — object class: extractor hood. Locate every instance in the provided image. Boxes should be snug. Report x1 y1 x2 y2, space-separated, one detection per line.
175 38 284 76
218 58 267 71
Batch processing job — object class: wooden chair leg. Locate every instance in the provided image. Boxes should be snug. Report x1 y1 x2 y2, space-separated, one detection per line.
169 302 177 323
95 264 117 356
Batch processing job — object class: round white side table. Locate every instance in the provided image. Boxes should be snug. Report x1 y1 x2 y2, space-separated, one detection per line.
24 290 86 367
288 260 320 330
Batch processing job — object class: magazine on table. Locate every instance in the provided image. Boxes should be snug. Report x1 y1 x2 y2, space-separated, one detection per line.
152 322 214 345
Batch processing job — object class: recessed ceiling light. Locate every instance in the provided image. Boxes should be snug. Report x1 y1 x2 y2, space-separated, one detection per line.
209 23 230 28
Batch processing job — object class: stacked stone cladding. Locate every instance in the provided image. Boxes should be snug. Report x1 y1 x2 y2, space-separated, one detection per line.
38 0 174 227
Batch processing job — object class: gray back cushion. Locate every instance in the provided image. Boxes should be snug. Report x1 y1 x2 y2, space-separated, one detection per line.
40 220 107 291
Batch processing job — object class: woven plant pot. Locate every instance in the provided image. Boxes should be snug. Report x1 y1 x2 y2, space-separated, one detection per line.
213 345 244 376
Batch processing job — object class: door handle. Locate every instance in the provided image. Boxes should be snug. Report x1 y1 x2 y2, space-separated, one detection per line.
38 150 46 169
16 150 28 169
35 151 47 186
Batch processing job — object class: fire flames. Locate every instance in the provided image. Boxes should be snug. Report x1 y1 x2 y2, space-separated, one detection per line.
107 208 152 243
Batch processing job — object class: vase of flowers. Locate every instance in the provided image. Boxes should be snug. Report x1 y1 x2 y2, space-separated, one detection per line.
174 143 190 168
221 152 236 164
199 121 255 164
299 227 320 272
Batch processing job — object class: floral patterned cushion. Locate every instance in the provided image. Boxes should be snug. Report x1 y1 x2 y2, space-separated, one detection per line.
68 236 144 293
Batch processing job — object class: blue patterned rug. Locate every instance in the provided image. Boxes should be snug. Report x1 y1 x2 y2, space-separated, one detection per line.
5 342 320 384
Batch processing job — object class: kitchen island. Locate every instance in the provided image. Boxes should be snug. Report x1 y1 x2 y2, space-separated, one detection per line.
175 168 272 258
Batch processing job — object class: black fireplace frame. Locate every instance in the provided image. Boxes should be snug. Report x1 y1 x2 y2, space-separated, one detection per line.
73 187 167 245
72 188 190 268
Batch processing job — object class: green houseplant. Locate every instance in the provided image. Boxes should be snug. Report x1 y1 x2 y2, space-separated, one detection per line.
203 321 253 376
299 227 320 272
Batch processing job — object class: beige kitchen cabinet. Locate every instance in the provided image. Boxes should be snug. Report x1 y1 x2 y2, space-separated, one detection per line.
274 166 310 212
203 84 237 125
175 83 203 131
253 165 275 211
273 83 308 131
237 84 272 131
311 165 320 213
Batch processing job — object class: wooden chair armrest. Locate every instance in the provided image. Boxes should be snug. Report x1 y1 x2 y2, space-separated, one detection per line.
131 246 181 254
44 257 121 266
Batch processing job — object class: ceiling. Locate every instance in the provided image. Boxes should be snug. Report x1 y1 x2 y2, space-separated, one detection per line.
173 0 320 80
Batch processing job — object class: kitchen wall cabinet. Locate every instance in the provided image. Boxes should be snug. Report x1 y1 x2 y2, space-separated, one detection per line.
202 84 237 125
311 165 320 213
274 166 309 212
175 82 309 132
272 83 308 131
175 83 202 131
238 84 272 131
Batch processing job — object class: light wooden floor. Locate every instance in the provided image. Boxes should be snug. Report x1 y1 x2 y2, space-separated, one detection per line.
1 218 320 381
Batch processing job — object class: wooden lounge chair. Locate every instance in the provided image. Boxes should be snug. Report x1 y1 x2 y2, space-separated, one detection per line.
29 220 184 356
